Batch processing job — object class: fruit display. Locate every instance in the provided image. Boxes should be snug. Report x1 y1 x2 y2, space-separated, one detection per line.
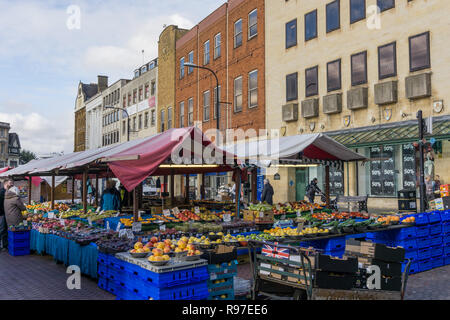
176 210 201 222
264 227 303 237
402 216 416 225
26 202 71 213
377 215 400 225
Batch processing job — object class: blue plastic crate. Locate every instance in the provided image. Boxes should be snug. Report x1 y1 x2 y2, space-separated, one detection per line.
97 252 111 265
431 246 444 257
97 263 110 279
415 226 430 238
404 250 418 261
394 239 417 251
444 234 450 244
208 261 238 274
97 277 109 291
208 276 234 293
402 262 418 274
323 249 345 258
428 211 441 224
429 224 442 236
127 279 209 300
416 237 431 249
418 248 432 260
386 227 416 241
418 259 433 272
441 210 450 222
429 236 442 247
414 213 429 226
7 238 30 249
208 287 235 300
310 237 346 251
445 245 450 256
8 246 30 256
431 257 444 269
7 230 30 241
445 254 450 266
443 222 450 234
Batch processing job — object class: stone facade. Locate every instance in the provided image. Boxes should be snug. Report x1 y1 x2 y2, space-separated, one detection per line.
265 0 450 207
0 122 10 167
101 79 128 147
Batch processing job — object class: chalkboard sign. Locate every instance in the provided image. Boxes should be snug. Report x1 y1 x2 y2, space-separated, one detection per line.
329 167 344 195
402 144 416 190
370 146 395 196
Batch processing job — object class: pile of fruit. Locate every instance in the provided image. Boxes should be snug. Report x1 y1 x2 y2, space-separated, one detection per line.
402 216 416 224
175 210 201 222
377 215 400 226
264 227 303 237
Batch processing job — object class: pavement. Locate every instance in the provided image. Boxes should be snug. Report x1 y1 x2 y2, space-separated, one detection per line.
1 251 448 300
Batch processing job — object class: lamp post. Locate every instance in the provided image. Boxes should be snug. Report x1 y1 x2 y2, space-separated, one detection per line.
105 106 131 142
184 62 220 132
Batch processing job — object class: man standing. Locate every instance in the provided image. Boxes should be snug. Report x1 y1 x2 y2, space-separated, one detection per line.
0 179 14 251
261 179 274 205
306 178 322 204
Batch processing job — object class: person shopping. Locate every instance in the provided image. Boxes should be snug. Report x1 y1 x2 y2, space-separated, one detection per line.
261 179 274 205
100 180 121 211
0 179 14 250
4 186 27 227
306 178 322 204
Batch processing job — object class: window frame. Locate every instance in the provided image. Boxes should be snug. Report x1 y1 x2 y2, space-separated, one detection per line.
151 110 156 127
286 72 298 102
214 33 221 59
326 0 340 33
377 0 395 13
144 112 149 128
167 107 173 129
409 31 431 72
350 0 366 24
327 59 342 92
188 98 194 126
203 40 210 65
378 41 397 80
285 19 298 49
248 70 258 109
305 66 319 97
248 9 258 40
351 51 368 86
305 9 318 42
180 101 185 127
213 85 221 119
234 19 243 48
188 51 194 74
180 57 185 79
234 76 243 113
203 90 211 122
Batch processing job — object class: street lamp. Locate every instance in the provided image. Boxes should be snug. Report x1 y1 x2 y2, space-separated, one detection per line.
184 62 220 131
105 106 134 142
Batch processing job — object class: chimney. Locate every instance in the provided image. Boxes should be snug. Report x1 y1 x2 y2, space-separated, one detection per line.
98 75 108 92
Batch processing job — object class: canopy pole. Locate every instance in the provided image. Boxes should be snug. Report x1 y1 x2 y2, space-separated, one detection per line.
325 165 330 208
51 174 55 210
185 175 190 204
71 178 75 204
82 170 88 214
28 176 32 205
95 174 99 207
251 169 257 204
133 188 138 221
235 169 241 219
170 172 174 205
201 173 205 200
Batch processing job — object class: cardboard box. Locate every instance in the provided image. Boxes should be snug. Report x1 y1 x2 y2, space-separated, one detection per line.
346 239 362 255
435 198 444 211
315 254 358 274
315 271 357 290
243 210 255 222
200 245 237 264
290 253 315 269
270 266 285 280
359 241 405 263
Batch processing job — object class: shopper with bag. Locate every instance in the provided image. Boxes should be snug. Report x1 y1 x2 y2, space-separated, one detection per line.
4 186 27 227
0 179 14 250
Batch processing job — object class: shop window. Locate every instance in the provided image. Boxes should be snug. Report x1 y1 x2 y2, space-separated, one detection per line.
329 167 344 196
369 145 396 196
402 144 417 190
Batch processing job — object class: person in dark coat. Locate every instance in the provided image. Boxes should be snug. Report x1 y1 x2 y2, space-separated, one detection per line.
261 179 274 205
4 186 27 227
0 179 14 250
100 180 121 211
306 178 322 204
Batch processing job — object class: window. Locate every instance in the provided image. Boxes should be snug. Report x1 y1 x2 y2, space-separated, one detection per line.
350 0 366 23
378 42 397 79
138 114 142 130
160 110 165 132
351 51 367 86
145 84 149 99
409 32 430 72
286 19 297 49
128 94 132 106
326 0 340 33
180 57 185 79
305 66 318 97
180 102 185 127
168 107 173 129
213 86 221 119
188 51 194 74
234 19 243 48
204 40 210 65
305 10 317 41
188 98 194 126
377 0 395 12
133 90 137 104
234 77 243 112
151 81 156 96
144 112 149 128
123 96 126 108
327 59 341 92
214 33 221 59
286 72 298 102
248 70 258 108
151 110 156 127
122 121 126 135
203 91 210 121
248 9 258 39
133 117 137 131
139 87 143 101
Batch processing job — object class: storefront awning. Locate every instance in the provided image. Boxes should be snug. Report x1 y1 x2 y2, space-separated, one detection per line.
327 116 450 148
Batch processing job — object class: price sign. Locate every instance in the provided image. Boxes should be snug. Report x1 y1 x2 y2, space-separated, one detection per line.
60 219 65 226
88 217 93 226
116 222 122 232
98 210 105 216
24 220 28 227
132 222 142 233
210 273 217 281
126 229 134 240
194 207 200 214
106 221 110 230
160 225 166 232
163 210 171 217
48 212 55 219
223 214 232 222
96 207 101 213
118 229 127 238
172 207 180 215
296 210 302 217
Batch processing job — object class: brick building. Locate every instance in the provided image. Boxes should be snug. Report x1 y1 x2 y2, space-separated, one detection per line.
175 0 265 141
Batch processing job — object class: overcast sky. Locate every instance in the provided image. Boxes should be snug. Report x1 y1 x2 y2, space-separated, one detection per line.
0 0 224 155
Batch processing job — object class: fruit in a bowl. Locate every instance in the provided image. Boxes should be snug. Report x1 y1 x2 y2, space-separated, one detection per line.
134 242 143 250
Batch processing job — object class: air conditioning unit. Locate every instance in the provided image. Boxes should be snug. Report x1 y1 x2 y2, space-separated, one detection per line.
282 103 298 122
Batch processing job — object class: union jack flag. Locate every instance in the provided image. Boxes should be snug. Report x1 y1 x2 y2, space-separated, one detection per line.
262 243 290 259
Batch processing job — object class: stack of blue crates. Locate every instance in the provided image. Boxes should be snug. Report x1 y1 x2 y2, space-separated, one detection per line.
97 252 209 300
299 237 346 258
207 260 238 300
8 230 31 256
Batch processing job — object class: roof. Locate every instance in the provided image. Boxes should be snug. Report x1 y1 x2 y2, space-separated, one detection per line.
327 115 450 148
81 83 99 101
8 133 21 149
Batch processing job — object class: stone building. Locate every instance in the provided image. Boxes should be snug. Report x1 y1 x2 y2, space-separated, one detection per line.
0 122 11 167
85 92 103 150
265 0 450 209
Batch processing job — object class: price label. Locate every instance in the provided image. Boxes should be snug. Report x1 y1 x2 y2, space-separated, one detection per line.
118 229 127 238
106 221 110 230
210 273 217 280
163 210 171 217
138 211 143 220
126 229 134 240
194 207 200 214
160 225 166 232
60 219 65 226
88 217 93 226
259 212 264 218
116 222 122 232
115 212 121 217
132 222 142 233
48 212 55 219
172 207 180 215
296 210 302 217
96 207 101 213
24 220 28 227
276 204 281 210
34 209 38 214
223 214 232 222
